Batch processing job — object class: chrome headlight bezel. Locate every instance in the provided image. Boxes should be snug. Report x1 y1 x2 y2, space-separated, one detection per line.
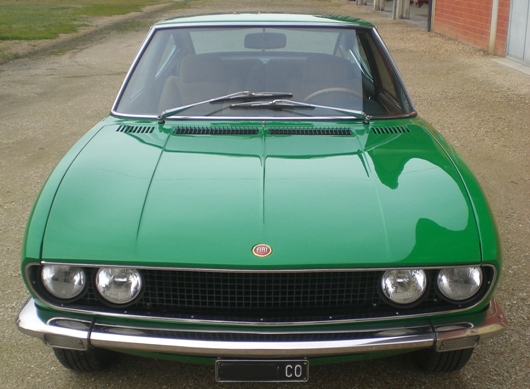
436 266 484 303
40 264 87 302
95 267 144 307
379 269 428 308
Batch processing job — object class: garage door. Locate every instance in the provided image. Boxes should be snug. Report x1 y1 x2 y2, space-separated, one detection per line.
507 0 530 65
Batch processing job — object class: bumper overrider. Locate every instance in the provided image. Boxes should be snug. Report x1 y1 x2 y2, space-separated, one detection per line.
17 297 507 358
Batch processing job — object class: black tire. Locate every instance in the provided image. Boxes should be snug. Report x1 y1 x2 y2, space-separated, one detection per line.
53 347 117 372
413 348 474 373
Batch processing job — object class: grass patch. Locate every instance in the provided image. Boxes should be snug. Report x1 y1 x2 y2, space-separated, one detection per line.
0 0 174 41
0 50 21 63
80 1 163 17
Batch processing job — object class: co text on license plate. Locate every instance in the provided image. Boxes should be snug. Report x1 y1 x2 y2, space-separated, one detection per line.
215 359 309 382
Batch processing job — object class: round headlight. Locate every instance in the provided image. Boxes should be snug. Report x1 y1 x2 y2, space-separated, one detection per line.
381 269 427 306
95 267 142 305
437 267 482 301
41 265 86 300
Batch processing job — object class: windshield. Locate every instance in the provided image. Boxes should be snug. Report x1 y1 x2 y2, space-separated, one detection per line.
115 25 412 118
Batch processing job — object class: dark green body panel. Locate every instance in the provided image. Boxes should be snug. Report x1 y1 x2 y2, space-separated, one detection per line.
24 117 496 271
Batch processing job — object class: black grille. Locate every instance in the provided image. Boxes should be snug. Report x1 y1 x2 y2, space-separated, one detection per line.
116 125 155 134
140 270 380 313
269 127 352 136
371 125 410 135
81 270 389 321
174 126 259 135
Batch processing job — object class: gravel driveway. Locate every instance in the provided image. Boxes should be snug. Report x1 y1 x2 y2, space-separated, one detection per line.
1 1 529 387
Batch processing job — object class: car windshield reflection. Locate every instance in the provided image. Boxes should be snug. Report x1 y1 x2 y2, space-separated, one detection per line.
115 26 412 118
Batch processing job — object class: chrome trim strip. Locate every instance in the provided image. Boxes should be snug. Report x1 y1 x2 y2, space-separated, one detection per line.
37 262 490 273
370 28 417 113
108 112 417 121
152 21 375 29
89 330 433 358
26 263 498 326
434 297 508 351
16 299 90 351
16 298 507 358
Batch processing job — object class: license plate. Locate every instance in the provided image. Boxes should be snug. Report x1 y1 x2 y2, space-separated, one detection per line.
215 359 309 382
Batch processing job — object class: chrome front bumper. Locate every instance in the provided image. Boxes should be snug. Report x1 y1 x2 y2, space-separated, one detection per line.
16 298 507 358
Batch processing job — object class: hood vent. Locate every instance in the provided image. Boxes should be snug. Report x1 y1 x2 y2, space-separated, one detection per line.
174 126 259 135
269 127 352 136
116 125 154 134
371 125 410 135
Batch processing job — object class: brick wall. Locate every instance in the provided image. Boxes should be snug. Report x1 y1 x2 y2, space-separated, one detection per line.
433 0 511 56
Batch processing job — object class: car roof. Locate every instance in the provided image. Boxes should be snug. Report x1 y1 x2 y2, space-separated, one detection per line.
154 13 374 28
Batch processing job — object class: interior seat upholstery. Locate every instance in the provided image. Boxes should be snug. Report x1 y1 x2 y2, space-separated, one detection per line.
158 54 240 111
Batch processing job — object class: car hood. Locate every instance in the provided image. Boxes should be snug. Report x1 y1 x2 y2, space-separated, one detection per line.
42 121 480 268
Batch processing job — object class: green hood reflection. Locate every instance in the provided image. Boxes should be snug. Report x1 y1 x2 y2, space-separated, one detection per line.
42 121 480 268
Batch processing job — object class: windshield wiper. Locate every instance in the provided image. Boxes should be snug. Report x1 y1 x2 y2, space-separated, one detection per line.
158 91 293 123
159 94 368 123
230 99 316 111
231 99 369 123
210 91 293 103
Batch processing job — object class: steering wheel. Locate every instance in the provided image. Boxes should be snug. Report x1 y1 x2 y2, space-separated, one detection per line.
304 87 361 102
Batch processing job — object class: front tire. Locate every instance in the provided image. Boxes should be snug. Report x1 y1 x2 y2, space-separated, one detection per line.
53 347 117 372
413 348 474 373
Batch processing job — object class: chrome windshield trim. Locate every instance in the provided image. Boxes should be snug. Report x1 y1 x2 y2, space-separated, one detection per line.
111 21 415 118
370 28 417 113
109 111 418 122
16 298 507 357
26 263 497 327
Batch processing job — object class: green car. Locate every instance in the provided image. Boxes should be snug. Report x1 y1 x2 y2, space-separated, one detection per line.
16 13 507 382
